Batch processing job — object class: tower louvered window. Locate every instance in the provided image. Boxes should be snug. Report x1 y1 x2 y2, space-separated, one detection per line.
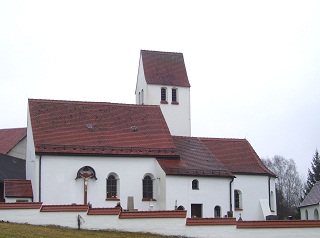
161 88 167 101
172 88 177 102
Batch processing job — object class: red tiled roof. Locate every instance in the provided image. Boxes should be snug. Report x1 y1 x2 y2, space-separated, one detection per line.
119 210 187 219
4 179 33 198
87 207 121 215
0 128 26 154
157 136 233 177
0 202 42 209
141 50 190 87
186 218 237 226
28 99 178 157
40 204 88 212
200 138 275 176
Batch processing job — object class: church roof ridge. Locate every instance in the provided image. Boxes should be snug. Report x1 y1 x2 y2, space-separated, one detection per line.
28 98 160 109
141 49 184 55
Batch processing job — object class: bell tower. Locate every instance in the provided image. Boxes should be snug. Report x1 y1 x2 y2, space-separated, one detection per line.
135 50 191 136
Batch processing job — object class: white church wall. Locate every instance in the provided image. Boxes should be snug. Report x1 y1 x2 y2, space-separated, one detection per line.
155 161 167 210
26 109 39 201
146 84 191 136
300 204 320 220
1 207 320 238
39 155 166 210
166 175 231 218
135 56 147 105
8 137 26 160
232 174 276 221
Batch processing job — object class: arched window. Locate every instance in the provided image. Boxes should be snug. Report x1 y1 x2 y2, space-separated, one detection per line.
214 206 221 218
172 88 178 103
143 175 153 199
234 190 242 210
106 174 119 199
161 87 167 102
314 209 319 220
305 210 309 220
192 179 199 190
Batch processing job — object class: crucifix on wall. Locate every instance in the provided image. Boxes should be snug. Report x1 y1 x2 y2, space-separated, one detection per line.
75 166 97 205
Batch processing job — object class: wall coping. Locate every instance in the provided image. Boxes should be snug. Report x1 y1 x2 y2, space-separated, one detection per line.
0 202 42 209
87 207 121 215
40 204 88 212
186 218 237 226
119 210 187 219
237 220 320 228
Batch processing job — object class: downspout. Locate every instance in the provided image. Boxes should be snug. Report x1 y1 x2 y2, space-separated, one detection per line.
229 177 234 216
39 154 42 202
268 176 271 210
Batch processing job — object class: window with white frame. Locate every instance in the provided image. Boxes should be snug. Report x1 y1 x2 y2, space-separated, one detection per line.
143 175 153 199
106 173 119 199
172 88 178 103
161 87 167 102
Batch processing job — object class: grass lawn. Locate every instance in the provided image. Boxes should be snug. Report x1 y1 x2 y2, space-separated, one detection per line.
0 222 180 238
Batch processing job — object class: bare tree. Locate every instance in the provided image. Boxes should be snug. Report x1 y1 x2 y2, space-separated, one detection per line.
262 155 304 219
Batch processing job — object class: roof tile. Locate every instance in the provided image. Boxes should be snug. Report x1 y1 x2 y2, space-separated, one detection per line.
28 99 178 157
237 220 320 228
0 202 42 209
186 218 237 226
87 207 121 215
157 136 233 177
141 50 190 87
4 179 32 198
200 138 275 176
40 204 88 212
0 128 26 154
119 210 187 219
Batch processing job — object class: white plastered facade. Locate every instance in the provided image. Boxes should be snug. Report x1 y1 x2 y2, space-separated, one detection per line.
26 131 275 220
7 137 26 160
232 174 277 220
300 204 320 220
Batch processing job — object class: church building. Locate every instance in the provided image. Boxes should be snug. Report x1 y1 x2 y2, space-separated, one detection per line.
26 50 276 220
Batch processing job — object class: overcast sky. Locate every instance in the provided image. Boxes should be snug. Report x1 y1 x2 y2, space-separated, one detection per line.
1 0 319 178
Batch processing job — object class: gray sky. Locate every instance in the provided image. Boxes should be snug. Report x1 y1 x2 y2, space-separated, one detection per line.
1 0 319 178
